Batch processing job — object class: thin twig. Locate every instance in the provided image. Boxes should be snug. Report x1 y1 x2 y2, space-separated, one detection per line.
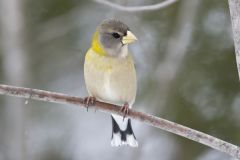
228 0 240 80
93 0 178 12
0 84 239 159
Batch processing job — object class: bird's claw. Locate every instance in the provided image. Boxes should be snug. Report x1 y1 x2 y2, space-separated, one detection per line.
83 96 96 111
120 102 129 121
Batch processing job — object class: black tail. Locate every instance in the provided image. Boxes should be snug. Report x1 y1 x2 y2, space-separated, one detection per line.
111 116 138 147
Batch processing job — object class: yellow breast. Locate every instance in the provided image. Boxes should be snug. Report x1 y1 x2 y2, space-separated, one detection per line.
84 48 137 105
85 49 113 73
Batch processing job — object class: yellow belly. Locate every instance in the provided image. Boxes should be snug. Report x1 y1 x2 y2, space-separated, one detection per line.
84 49 137 106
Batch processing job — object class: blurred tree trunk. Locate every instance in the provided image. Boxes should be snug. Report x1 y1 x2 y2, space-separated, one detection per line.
155 0 200 109
228 0 240 80
155 1 201 159
0 0 29 159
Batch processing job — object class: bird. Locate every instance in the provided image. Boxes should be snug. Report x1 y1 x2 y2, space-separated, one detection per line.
84 19 138 147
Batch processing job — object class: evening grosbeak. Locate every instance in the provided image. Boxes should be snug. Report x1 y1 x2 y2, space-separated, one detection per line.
84 19 138 147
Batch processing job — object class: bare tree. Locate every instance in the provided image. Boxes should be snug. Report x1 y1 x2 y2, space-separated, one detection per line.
0 0 28 159
228 0 240 80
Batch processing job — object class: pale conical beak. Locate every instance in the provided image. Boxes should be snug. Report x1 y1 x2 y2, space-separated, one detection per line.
122 31 137 45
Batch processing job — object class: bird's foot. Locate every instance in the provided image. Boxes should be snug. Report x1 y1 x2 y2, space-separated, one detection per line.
83 96 96 111
120 102 129 121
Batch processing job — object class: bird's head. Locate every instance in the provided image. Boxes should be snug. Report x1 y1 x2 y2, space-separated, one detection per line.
91 19 137 57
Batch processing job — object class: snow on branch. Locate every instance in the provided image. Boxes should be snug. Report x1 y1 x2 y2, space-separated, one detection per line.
0 84 239 158
93 0 178 12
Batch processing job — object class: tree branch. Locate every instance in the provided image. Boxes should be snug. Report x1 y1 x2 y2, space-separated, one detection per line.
93 0 178 12
228 0 240 81
0 84 239 159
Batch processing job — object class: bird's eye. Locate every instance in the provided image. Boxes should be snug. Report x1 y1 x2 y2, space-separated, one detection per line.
112 32 120 39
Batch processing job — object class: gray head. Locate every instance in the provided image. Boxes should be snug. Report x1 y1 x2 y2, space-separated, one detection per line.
98 19 137 57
